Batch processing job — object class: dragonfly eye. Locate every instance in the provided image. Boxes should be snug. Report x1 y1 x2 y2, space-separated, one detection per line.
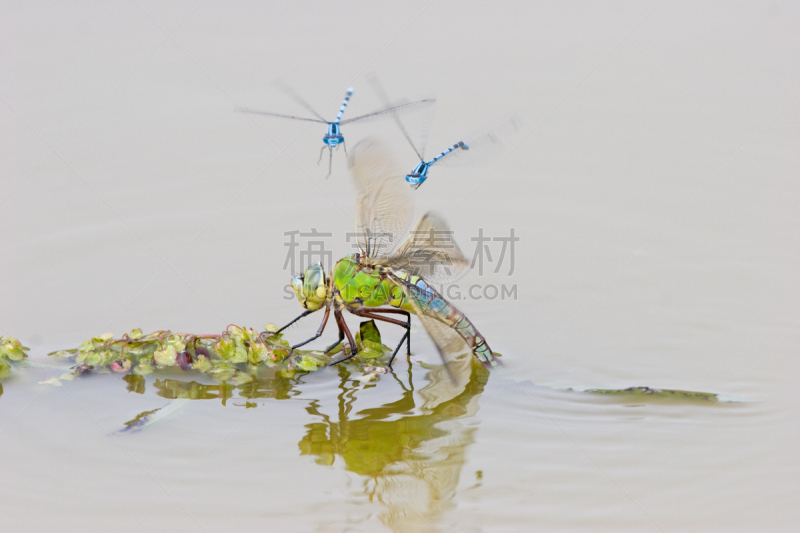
302 262 328 311
290 275 306 307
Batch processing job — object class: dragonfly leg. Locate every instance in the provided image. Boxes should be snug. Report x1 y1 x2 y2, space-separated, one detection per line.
389 330 410 369
323 309 346 354
350 308 412 367
288 304 331 354
342 138 348 156
329 312 358 365
317 144 326 165
382 308 412 355
273 309 313 335
325 146 333 179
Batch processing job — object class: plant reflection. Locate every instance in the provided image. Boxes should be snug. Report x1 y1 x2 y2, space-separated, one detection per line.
299 356 490 532
119 352 491 531
150 368 302 405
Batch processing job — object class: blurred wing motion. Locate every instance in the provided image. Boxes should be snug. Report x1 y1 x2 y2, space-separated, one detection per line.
339 99 435 126
348 138 414 258
238 108 328 124
367 74 437 162
432 115 522 168
274 81 330 122
387 212 470 285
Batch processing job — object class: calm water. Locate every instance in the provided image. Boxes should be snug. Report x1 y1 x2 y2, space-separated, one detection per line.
2 2 798 532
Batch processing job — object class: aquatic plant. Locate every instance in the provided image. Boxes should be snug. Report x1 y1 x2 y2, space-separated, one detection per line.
46 322 394 382
0 336 30 380
1 330 727 409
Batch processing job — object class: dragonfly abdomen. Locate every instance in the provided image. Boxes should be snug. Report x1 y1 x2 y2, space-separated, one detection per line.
390 271 497 367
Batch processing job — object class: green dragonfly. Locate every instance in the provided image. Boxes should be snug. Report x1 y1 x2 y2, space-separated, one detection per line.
275 137 499 369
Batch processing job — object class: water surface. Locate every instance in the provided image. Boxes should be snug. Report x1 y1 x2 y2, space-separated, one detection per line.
2 1 798 531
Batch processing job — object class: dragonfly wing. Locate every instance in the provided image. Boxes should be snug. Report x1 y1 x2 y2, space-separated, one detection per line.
384 212 470 285
238 108 327 124
349 138 414 258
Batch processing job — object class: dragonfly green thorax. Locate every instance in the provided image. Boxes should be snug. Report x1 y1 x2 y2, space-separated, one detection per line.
290 256 407 312
331 254 407 309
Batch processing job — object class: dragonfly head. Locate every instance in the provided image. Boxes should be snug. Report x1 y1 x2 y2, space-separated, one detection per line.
291 262 328 311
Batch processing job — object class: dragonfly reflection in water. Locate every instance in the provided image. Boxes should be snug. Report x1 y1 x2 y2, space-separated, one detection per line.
300 359 489 531
275 137 500 370
240 86 434 177
122 352 489 531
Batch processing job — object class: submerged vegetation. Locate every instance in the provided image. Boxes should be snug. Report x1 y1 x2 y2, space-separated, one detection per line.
587 386 719 403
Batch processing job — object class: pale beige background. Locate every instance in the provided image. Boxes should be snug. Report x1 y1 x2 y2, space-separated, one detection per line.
1 1 798 532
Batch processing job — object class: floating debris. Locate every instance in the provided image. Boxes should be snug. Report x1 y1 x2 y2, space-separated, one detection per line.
118 400 189 433
38 372 77 387
587 386 719 403
74 363 94 375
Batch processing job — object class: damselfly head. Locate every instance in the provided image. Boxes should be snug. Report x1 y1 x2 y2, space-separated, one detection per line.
406 177 424 190
291 262 328 311
405 161 428 189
